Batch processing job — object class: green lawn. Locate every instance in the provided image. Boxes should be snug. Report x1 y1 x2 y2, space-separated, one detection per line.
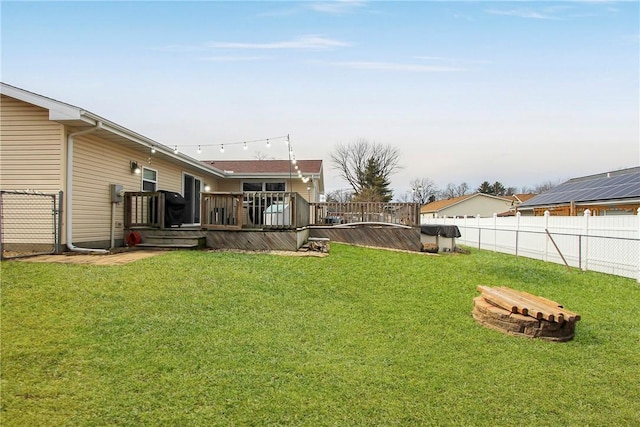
1 244 639 426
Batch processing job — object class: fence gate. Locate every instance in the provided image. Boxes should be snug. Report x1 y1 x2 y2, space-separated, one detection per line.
0 190 62 259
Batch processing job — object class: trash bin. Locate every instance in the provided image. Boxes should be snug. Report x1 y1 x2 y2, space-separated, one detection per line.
160 190 187 227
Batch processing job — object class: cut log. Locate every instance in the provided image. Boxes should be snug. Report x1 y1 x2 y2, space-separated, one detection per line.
477 286 580 324
477 286 528 316
497 287 581 322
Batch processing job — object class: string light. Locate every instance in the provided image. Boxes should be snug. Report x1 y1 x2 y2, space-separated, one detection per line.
161 133 312 185
150 146 156 154
170 135 287 152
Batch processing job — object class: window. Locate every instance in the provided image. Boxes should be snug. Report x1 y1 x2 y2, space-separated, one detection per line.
142 168 157 191
243 182 286 192
265 182 286 191
243 182 263 192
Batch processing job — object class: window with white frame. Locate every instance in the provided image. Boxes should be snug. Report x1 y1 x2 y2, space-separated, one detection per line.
142 167 157 191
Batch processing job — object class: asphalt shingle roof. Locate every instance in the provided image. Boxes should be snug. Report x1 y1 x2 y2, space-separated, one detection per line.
203 160 322 175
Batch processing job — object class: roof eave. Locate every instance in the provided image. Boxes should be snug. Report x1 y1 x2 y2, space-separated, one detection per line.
1 83 225 178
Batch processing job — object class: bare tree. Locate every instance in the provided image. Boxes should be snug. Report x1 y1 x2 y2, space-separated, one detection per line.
253 150 275 160
409 177 437 205
455 182 469 197
533 179 561 194
505 186 518 196
325 188 354 203
330 139 402 200
441 183 457 199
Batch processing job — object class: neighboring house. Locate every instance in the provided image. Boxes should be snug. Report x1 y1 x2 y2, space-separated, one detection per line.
204 160 324 203
517 167 640 216
0 82 323 251
497 193 537 216
420 193 514 220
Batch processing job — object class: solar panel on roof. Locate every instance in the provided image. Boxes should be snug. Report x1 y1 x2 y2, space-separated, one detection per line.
519 169 640 207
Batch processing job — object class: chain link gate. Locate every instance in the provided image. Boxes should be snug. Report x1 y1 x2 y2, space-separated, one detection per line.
0 190 63 259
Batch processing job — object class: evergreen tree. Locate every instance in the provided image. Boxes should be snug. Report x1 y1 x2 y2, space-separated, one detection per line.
477 181 493 194
354 157 393 202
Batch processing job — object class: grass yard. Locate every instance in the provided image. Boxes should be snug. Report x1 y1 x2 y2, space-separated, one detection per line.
1 244 639 426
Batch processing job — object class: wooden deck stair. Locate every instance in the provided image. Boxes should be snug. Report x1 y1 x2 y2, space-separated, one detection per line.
135 231 206 250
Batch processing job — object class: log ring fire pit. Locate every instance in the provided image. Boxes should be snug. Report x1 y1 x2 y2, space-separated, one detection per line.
473 286 581 342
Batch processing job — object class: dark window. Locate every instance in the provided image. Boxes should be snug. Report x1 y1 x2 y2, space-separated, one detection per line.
266 182 286 191
243 182 262 192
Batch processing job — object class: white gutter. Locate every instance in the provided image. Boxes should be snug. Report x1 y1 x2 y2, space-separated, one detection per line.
66 122 109 254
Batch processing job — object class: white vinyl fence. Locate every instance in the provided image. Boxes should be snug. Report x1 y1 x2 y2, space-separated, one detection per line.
422 209 640 282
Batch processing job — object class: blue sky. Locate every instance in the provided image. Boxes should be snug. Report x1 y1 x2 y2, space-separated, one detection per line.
2 1 638 197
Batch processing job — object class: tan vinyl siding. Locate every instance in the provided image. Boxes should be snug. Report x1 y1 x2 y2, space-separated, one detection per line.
439 197 513 218
71 133 220 243
216 179 241 192
0 95 64 191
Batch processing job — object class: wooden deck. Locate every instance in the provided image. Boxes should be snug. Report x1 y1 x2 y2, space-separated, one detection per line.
125 191 422 252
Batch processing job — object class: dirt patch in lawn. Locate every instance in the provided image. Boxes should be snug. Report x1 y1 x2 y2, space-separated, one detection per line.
12 249 168 266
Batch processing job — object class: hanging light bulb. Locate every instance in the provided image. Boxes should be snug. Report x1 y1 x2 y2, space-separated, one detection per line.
220 144 224 153
197 145 202 154
150 146 156 154
173 146 179 154
243 142 248 150
266 139 270 148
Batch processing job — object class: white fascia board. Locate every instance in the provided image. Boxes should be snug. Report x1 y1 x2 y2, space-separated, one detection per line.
0 83 87 122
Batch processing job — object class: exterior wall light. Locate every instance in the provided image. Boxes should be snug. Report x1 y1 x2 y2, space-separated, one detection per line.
130 161 141 174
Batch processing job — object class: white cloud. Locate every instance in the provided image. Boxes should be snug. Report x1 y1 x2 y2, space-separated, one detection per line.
307 0 367 15
198 56 271 62
206 35 351 50
485 8 561 20
318 60 464 72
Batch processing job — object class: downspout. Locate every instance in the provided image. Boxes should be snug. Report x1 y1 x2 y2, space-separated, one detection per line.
66 122 109 254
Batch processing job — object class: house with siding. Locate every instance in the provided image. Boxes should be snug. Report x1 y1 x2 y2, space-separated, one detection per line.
0 82 324 252
420 193 514 220
517 167 640 216
205 160 324 203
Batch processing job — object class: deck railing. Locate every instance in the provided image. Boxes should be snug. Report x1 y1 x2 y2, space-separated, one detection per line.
310 202 420 227
125 192 419 230
201 192 310 230
124 191 164 228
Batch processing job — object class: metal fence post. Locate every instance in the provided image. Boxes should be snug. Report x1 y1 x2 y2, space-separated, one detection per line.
56 190 64 254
